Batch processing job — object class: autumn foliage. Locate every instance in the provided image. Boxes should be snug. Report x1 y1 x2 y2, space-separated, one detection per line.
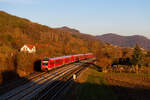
0 11 150 84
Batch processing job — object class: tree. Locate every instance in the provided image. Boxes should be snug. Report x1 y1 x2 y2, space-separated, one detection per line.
132 44 143 68
146 50 150 57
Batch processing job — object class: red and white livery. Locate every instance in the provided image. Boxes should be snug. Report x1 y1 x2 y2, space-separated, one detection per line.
41 53 93 71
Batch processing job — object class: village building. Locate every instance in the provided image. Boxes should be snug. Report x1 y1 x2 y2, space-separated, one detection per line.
20 44 36 53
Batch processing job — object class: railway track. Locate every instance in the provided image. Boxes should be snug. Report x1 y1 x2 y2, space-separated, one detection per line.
0 62 85 100
37 64 86 100
0 62 77 95
0 71 49 95
0 62 77 91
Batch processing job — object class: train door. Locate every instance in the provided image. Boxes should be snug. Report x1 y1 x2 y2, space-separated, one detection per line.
71 56 74 62
49 60 55 69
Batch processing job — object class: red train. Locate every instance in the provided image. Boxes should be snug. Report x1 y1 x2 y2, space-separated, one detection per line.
41 53 93 71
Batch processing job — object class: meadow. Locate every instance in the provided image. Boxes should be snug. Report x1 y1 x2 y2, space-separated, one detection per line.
65 65 150 100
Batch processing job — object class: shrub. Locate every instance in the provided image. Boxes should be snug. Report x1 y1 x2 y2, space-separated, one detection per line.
16 52 38 74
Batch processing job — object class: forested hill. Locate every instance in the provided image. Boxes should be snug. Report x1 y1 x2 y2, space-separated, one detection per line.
0 11 137 84
0 11 105 55
96 33 150 49
0 11 114 77
56 26 102 41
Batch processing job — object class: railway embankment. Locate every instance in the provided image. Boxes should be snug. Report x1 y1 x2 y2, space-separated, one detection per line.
63 65 117 100
64 64 150 100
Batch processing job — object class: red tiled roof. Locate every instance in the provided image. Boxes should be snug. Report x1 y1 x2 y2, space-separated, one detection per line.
25 44 35 50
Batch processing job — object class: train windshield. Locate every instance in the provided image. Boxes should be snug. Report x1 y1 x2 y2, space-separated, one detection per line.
42 60 48 66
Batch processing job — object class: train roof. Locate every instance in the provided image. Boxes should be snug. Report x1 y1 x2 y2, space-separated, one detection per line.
46 55 72 60
42 53 93 60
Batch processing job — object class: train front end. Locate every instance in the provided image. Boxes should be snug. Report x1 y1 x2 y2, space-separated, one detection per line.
41 58 49 71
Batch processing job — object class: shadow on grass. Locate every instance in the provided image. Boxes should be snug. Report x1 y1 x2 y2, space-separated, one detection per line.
67 82 115 100
64 63 150 100
110 84 150 100
65 80 150 100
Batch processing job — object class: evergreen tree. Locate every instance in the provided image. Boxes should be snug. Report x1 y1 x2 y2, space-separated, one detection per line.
132 44 143 67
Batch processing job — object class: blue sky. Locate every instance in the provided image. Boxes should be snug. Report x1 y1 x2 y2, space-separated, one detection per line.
0 0 150 38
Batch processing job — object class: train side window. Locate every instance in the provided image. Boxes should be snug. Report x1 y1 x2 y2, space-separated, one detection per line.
56 60 59 63
56 60 62 63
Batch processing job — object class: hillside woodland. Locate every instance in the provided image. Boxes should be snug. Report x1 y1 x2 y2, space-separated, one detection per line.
0 11 150 85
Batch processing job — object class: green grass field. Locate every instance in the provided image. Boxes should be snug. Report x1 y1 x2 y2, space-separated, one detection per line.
75 67 117 100
64 65 150 100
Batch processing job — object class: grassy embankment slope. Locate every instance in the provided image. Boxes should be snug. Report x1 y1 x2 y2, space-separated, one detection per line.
66 66 117 100
65 66 150 100
103 72 150 100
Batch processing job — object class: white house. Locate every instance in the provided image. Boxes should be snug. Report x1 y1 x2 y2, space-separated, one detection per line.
20 44 36 53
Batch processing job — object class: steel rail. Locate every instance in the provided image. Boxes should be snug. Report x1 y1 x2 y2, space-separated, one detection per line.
20 64 81 100
48 64 86 100
34 63 83 100
0 64 77 100
0 61 76 93
36 63 86 100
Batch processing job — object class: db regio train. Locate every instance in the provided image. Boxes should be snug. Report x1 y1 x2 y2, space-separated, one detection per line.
41 53 93 71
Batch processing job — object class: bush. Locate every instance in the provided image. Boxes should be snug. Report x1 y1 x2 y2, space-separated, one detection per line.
16 52 38 74
0 45 15 71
